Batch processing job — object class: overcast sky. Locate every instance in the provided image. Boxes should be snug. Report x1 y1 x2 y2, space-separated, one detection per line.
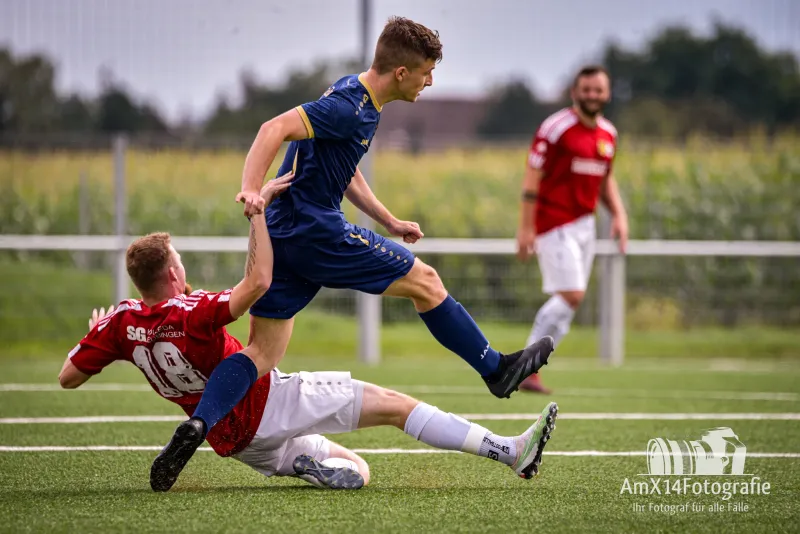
1 0 797 121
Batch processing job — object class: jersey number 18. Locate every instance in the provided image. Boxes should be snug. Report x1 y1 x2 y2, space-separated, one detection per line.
131 342 207 398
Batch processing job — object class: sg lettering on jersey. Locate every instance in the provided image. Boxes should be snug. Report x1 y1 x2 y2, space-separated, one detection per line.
126 326 147 342
126 325 186 343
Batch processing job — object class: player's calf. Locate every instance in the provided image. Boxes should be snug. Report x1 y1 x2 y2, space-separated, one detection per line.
358 383 558 477
556 290 584 309
241 315 295 376
384 261 553 395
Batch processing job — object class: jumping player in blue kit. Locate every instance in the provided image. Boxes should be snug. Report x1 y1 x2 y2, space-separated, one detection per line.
150 17 555 487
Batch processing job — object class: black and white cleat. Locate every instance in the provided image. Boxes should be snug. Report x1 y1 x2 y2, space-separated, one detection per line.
292 454 365 490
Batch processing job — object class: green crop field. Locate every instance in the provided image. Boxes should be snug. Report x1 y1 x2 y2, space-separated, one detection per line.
2 134 799 240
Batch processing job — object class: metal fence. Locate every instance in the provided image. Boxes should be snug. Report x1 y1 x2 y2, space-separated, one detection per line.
2 233 800 365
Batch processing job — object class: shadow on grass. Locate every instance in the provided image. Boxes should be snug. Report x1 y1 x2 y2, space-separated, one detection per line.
1 483 535 501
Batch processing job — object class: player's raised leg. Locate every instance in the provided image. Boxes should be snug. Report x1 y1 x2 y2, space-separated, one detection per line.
150 176 294 492
383 259 555 399
357 382 558 478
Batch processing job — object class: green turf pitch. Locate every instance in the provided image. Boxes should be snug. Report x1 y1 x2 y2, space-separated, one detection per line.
1 352 799 533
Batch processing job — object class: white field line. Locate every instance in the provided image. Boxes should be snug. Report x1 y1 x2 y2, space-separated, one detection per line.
2 413 800 425
0 383 153 392
459 413 800 421
3 383 799 403
389 386 800 402
0 446 797 458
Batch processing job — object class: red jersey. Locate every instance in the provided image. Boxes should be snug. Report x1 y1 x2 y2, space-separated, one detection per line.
528 108 617 234
68 289 270 457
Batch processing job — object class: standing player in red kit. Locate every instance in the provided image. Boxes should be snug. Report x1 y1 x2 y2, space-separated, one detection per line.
58 175 558 492
516 66 629 394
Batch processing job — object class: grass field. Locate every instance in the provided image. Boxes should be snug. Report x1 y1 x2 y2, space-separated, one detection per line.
1 328 799 533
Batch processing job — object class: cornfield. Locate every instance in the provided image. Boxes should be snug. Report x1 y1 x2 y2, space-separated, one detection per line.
1 134 799 330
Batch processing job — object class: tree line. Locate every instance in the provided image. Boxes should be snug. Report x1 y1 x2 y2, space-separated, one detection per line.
1 22 798 140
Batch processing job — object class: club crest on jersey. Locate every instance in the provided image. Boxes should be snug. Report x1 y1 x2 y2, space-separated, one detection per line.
597 139 615 158
322 85 335 98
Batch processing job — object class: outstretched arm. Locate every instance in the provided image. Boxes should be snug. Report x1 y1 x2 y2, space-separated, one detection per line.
59 306 115 389
516 165 543 261
345 167 424 244
228 173 294 318
59 354 91 388
345 167 397 229
237 109 310 217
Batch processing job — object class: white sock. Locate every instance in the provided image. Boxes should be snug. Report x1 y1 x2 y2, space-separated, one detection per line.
404 403 517 466
476 432 517 466
527 294 576 347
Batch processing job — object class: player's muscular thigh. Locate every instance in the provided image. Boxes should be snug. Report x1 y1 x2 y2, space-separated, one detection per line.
383 260 448 312
240 316 295 377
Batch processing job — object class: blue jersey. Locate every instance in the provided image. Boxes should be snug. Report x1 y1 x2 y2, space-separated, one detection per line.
266 74 382 241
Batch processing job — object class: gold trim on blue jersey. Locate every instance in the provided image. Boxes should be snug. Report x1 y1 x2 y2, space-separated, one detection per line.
357 73 383 112
292 146 299 173
295 106 315 138
349 233 370 246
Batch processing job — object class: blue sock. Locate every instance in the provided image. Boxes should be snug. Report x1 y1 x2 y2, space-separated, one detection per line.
419 295 502 376
192 352 257 436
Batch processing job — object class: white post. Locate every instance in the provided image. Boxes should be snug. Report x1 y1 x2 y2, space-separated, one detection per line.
597 209 613 363
356 0 381 365
113 135 128 305
597 206 626 365
607 253 626 366
75 170 90 269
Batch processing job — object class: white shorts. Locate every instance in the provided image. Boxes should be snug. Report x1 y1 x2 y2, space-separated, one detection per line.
233 370 365 477
536 214 596 294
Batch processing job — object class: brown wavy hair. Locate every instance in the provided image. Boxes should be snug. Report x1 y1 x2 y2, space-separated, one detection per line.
372 16 443 74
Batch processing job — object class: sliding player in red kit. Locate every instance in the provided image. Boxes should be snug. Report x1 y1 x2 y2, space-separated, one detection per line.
516 66 629 394
59 174 558 492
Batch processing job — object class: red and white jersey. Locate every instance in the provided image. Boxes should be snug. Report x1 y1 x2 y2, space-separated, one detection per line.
528 108 618 235
68 289 270 457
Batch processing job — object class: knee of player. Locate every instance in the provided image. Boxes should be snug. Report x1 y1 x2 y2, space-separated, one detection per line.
239 348 271 378
371 386 418 428
388 390 421 428
418 262 447 301
558 290 585 309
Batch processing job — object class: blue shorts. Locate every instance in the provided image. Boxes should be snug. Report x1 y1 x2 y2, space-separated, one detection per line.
250 224 416 319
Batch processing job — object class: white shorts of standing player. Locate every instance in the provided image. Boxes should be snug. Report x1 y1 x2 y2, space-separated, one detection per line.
535 214 596 295
233 369 365 483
